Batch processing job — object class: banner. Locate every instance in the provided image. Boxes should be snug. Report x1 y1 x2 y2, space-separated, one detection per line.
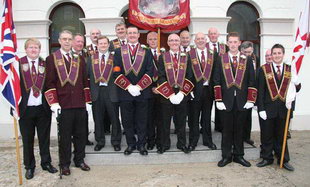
129 0 190 32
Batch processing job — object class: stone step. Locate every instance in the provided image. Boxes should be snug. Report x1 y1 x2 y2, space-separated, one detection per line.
84 131 259 165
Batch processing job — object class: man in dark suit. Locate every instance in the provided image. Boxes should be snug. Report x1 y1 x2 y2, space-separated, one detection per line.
45 30 91 175
213 32 257 167
87 35 122 152
207 27 227 133
86 28 101 56
72 33 93 146
256 44 301 171
18 38 58 180
113 26 153 156
109 22 127 51
188 32 217 151
240 41 260 146
156 33 194 154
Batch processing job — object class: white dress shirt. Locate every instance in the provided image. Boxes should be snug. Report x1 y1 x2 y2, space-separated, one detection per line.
196 48 209 85
27 57 42 106
99 50 110 86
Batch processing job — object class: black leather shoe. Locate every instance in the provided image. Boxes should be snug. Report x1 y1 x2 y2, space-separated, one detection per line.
61 167 70 176
147 143 155 150
124 146 136 155
138 146 148 156
94 144 105 151
25 169 34 180
157 147 169 154
188 145 196 151
113 145 121 151
42 163 58 173
76 162 90 171
233 157 251 167
283 162 294 171
86 140 94 146
256 159 273 167
218 158 232 167
244 139 255 146
177 146 190 154
204 142 217 150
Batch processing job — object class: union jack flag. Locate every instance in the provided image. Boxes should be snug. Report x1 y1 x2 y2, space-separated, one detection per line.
0 0 21 119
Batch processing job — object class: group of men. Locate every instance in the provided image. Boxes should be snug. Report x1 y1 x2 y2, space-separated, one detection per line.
17 22 300 179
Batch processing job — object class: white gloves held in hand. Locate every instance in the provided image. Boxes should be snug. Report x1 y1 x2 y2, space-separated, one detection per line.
50 103 61 118
86 103 92 113
243 102 254 109
259 111 267 120
128 85 141 97
216 102 226 110
169 92 184 105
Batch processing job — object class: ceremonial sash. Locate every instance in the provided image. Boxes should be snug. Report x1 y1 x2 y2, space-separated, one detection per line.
219 43 226 55
53 50 80 87
112 39 121 49
121 44 145 76
262 63 291 101
221 53 247 89
87 45 96 56
20 56 45 94
92 52 114 83
189 48 213 83
163 52 187 88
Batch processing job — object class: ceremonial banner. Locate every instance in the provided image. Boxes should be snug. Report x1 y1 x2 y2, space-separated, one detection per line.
129 0 190 32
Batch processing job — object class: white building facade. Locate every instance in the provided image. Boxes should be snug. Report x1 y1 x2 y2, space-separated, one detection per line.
1 0 309 138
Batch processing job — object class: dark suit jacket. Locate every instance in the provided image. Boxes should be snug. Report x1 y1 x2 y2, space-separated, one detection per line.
18 56 51 118
113 45 154 101
157 52 193 103
213 54 256 112
87 54 119 103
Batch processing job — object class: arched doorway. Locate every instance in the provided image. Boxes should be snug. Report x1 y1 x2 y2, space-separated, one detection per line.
49 3 85 53
227 2 260 57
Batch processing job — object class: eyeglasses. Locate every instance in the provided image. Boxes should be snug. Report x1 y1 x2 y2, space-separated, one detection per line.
60 38 72 41
168 39 180 42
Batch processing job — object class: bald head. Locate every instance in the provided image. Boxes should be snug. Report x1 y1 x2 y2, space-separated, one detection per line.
90 28 101 44
168 33 181 52
147 32 158 49
208 27 219 43
180 30 191 47
265 49 272 63
194 32 207 50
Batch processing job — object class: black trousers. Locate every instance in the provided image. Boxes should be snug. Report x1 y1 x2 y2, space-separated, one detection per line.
214 106 223 132
243 108 252 141
19 105 52 170
120 100 148 148
147 94 161 146
260 116 290 162
92 87 122 146
189 86 214 146
59 108 86 167
159 101 187 149
221 100 246 158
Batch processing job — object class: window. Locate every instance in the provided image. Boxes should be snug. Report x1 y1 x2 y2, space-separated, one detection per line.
49 3 85 53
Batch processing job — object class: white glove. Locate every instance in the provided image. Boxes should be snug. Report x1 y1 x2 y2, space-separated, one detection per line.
243 102 254 109
253 106 258 111
169 94 178 105
216 102 226 110
190 92 195 99
174 92 184 104
86 103 92 113
286 102 292 110
128 85 141 97
50 103 61 118
259 111 267 120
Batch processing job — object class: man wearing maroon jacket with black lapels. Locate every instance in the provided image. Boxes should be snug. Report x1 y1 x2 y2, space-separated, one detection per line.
45 30 91 176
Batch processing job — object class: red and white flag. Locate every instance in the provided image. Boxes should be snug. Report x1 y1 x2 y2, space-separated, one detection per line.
0 0 21 119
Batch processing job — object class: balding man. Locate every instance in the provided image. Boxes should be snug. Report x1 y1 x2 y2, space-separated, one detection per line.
187 32 217 151
207 27 227 133
265 49 272 63
180 30 192 53
86 28 101 56
156 33 193 154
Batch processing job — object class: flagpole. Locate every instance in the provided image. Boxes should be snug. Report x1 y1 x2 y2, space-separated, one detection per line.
280 109 291 168
13 117 23 185
157 28 161 52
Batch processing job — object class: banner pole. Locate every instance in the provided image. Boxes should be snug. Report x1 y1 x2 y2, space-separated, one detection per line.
13 117 23 185
157 28 161 52
280 109 291 168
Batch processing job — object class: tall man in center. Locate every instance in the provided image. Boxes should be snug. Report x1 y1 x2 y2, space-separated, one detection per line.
113 26 154 156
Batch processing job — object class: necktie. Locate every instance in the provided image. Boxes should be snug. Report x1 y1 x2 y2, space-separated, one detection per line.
131 44 137 56
201 51 206 70
153 50 157 60
183 46 187 53
276 65 281 80
173 53 178 74
31 61 39 98
213 43 217 53
232 56 238 70
66 53 71 62
101 54 105 73
122 40 125 46
94 46 98 52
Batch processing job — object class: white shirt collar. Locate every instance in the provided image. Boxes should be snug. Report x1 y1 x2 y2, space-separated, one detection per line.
228 51 240 61
27 57 39 64
272 62 283 71
60 48 71 57
99 50 109 58
170 50 179 56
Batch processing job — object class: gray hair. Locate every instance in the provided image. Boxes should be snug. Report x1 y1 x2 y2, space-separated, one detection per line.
240 41 254 50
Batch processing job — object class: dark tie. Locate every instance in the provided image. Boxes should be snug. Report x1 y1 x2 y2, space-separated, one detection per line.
31 61 39 98
101 54 105 73
173 53 178 74
122 40 125 46
153 50 157 60
131 44 137 56
201 51 206 70
213 43 217 53
66 53 71 62
276 65 281 80
94 46 98 52
183 46 187 53
232 56 238 70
